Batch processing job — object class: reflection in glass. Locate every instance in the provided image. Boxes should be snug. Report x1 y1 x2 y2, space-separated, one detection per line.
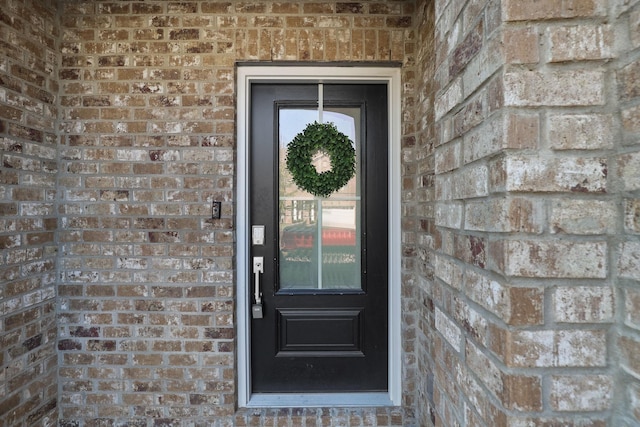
278 108 361 290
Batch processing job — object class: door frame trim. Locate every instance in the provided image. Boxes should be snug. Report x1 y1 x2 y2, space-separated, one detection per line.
236 65 402 408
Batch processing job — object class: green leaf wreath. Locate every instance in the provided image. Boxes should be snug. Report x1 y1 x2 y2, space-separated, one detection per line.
285 122 356 198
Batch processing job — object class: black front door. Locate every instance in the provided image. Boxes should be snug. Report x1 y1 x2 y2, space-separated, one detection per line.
249 83 388 393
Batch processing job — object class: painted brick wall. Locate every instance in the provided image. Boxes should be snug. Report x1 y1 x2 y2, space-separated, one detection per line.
0 0 60 426
54 2 417 426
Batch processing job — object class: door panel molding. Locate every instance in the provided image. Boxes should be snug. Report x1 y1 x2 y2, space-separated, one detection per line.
276 308 364 356
236 65 402 408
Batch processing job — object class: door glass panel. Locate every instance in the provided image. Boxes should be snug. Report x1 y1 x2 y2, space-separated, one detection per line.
278 107 361 290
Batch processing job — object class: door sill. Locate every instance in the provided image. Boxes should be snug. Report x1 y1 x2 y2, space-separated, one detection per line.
246 392 393 408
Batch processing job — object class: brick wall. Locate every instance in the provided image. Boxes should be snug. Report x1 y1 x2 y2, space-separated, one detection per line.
0 0 60 426
55 2 416 426
425 0 640 425
495 1 615 422
615 0 640 425
2 0 638 426
412 0 437 425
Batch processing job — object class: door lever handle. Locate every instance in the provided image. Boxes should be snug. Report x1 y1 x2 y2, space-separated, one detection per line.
253 256 264 304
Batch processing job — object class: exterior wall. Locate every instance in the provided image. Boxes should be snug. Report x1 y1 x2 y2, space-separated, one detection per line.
615 1 640 425
0 0 60 426
412 1 437 426
55 2 416 426
1 0 637 426
426 0 640 425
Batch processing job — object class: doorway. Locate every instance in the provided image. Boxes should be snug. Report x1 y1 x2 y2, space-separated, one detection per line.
236 65 401 407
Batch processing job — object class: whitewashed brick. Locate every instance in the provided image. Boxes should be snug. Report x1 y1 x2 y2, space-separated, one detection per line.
622 104 640 133
619 242 640 279
435 254 464 290
553 286 615 323
504 70 605 106
624 199 640 234
435 141 461 173
116 149 148 162
631 9 640 48
509 330 555 367
435 78 463 121
624 288 640 329
435 307 462 352
618 152 640 191
550 199 617 235
629 383 640 423
548 114 614 150
455 298 488 346
504 156 607 193
550 375 613 411
508 330 607 367
465 197 543 233
435 201 463 229
457 369 489 421
502 240 607 278
548 25 616 62
462 35 503 98
464 113 504 164
463 270 507 320
466 340 502 397
435 173 453 201
453 163 489 198
464 112 538 164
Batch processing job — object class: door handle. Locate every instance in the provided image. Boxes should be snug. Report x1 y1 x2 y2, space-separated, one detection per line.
253 256 264 304
252 257 264 319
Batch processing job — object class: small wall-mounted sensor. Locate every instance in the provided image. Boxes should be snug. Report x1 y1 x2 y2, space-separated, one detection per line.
211 201 222 219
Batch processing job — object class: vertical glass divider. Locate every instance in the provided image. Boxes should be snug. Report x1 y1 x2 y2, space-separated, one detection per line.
316 198 323 289
318 83 324 124
316 83 324 289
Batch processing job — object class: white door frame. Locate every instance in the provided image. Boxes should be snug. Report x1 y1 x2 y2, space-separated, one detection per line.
236 65 402 408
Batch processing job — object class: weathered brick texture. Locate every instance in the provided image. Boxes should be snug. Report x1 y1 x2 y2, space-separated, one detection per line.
2 0 639 426
411 1 437 424
422 0 638 425
54 1 417 426
0 0 60 426
615 1 640 426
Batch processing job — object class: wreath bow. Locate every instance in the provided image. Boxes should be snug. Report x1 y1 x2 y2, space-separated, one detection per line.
285 122 356 198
